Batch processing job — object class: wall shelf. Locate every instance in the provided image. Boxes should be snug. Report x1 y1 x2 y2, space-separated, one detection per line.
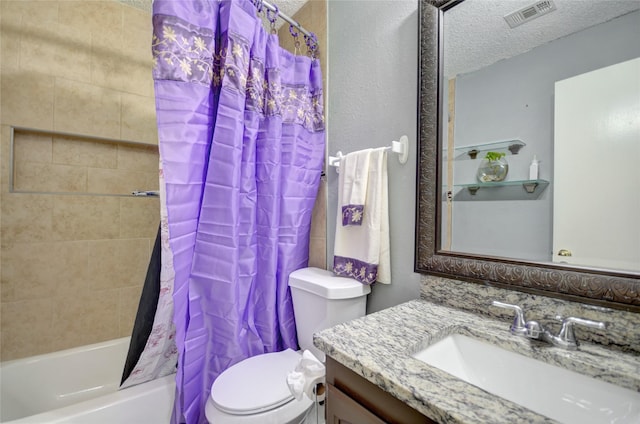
450 179 549 201
452 139 526 160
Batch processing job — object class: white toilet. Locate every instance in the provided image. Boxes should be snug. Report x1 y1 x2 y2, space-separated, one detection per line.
205 267 371 424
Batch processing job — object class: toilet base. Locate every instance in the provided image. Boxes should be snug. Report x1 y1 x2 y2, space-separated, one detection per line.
205 395 315 424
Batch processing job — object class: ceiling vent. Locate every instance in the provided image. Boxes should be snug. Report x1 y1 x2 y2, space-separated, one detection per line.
504 0 557 29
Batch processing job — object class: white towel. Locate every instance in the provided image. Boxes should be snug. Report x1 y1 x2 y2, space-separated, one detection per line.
340 149 372 226
286 350 325 401
333 147 391 284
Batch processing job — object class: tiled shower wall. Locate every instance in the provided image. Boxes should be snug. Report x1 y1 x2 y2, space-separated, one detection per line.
0 0 159 361
1 0 329 361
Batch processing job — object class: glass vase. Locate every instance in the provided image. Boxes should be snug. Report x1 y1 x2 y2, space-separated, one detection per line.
477 157 509 182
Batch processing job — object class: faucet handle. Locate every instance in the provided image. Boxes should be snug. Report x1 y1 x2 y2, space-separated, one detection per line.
555 316 608 348
492 301 527 336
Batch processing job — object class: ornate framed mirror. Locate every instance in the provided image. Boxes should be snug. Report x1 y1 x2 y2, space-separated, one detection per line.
415 0 640 312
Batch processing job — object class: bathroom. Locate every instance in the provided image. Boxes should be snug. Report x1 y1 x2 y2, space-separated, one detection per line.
1 0 638 423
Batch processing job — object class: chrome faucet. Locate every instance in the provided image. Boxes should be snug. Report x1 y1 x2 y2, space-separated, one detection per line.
540 316 608 350
491 301 607 350
491 301 534 337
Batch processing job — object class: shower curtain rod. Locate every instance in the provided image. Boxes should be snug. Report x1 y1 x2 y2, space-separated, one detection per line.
261 0 317 42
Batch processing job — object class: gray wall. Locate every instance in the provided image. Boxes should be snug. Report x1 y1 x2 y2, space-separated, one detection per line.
450 10 640 261
326 0 420 313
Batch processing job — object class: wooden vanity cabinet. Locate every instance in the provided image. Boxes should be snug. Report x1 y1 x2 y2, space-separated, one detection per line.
327 384 387 424
325 356 437 424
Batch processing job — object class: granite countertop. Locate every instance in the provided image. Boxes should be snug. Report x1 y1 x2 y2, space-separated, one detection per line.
313 299 640 423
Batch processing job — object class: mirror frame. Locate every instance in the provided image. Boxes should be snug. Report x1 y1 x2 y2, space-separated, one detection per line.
414 0 640 312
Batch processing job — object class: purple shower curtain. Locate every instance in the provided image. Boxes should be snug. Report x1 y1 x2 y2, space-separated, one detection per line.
152 1 325 423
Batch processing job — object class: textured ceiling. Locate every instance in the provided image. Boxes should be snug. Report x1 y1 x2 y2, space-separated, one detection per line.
445 0 640 77
117 0 640 79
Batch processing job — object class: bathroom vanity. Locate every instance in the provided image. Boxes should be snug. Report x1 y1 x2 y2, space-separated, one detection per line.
326 357 434 423
318 1 640 420
314 281 640 424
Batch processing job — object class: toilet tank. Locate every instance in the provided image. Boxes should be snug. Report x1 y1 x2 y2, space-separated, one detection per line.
288 267 370 361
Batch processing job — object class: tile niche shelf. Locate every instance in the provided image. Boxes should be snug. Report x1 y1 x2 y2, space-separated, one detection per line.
451 139 526 160
9 126 159 198
452 179 550 201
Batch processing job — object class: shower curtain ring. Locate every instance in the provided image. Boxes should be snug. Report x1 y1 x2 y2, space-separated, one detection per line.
304 33 318 58
266 5 279 34
289 24 299 38
305 33 318 47
290 24 301 55
255 0 264 14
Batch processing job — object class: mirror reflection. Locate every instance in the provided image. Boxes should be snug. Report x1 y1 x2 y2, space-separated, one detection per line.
440 0 640 273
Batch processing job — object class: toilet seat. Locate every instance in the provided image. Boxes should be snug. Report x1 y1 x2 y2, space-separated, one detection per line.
210 349 304 415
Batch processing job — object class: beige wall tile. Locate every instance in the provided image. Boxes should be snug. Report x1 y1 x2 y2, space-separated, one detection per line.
310 178 326 239
0 1 23 25
0 8 21 73
0 193 53 247
58 1 122 35
147 171 160 191
49 298 87 352
121 92 158 144
309 236 327 270
0 71 55 129
83 289 120 345
90 7 153 97
91 47 125 93
309 178 327 268
52 136 118 169
0 32 20 74
91 26 126 92
51 288 119 351
88 167 157 195
13 161 88 193
118 285 143 337
1 240 88 302
0 0 158 360
13 132 53 164
90 23 153 97
54 77 121 139
120 25 153 97
120 197 160 239
19 21 92 83
117 144 158 172
88 238 150 290
1 298 54 361
9 0 59 27
52 195 120 240
122 4 151 32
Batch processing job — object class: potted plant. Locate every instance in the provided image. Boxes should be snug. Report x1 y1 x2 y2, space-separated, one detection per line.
477 151 509 182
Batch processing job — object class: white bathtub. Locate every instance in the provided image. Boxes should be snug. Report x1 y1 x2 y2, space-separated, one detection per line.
0 337 175 423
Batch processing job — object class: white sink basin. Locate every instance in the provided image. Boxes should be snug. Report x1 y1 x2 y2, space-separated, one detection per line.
413 334 640 424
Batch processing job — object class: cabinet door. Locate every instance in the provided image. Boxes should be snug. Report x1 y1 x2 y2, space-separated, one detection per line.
326 383 387 424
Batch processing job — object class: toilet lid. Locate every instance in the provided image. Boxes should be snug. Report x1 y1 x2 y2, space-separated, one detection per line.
210 349 302 415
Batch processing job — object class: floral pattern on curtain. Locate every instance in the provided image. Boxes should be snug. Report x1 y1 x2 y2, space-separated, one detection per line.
120 159 178 389
151 1 325 422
